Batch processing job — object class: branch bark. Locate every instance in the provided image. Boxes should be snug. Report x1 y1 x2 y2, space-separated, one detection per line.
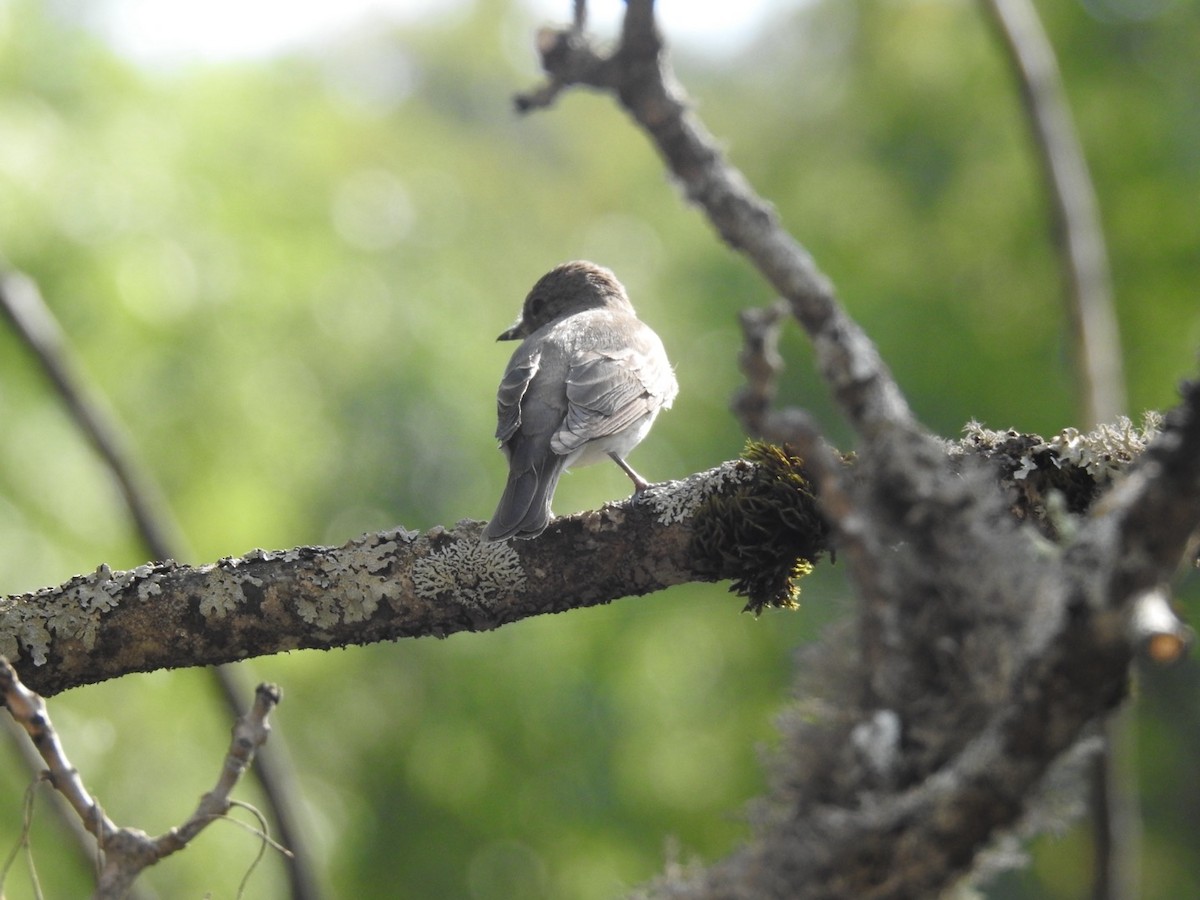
517 3 910 441
0 418 1179 691
0 460 777 695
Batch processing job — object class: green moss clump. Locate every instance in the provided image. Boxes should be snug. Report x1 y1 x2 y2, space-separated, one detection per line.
692 441 830 614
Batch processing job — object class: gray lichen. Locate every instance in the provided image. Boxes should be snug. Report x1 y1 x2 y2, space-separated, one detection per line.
291 528 421 628
294 591 346 629
196 561 260 620
412 536 526 609
0 561 161 664
648 460 757 526
0 599 52 665
962 414 1161 484
1041 413 1161 483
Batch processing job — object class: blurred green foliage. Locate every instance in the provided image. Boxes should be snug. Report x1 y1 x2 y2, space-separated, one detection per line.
0 0 1196 897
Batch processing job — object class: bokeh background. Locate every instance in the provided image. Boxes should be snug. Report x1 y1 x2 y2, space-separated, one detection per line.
0 0 1197 896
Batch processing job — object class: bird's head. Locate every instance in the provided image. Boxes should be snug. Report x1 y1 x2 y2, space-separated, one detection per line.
498 260 632 341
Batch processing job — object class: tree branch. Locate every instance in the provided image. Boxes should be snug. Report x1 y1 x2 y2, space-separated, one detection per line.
732 300 816 445
641 365 1200 900
0 271 187 560
518 0 910 441
0 457 818 694
1 657 282 899
982 0 1125 428
0 410 1179 698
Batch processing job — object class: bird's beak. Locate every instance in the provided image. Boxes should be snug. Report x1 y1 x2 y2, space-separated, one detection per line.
497 318 526 341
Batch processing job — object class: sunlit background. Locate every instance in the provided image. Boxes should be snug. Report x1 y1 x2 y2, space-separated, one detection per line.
82 0 786 65
1 0 1197 896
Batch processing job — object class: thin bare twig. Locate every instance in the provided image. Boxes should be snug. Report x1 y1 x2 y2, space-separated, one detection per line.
0 658 282 900
0 271 187 560
0 716 155 900
980 5 1140 896
730 303 828 445
981 0 1124 427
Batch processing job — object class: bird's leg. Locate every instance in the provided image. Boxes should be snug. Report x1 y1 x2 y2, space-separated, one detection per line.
608 452 651 494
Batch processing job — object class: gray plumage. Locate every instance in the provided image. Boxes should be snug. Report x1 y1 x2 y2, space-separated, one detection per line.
483 261 678 541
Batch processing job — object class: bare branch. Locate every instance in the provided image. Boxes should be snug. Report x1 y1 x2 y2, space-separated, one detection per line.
0 657 120 840
733 301 796 443
981 0 1125 427
518 0 912 440
0 271 187 561
1 657 281 898
156 684 284 851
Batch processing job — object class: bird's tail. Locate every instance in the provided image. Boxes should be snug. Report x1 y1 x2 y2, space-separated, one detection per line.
482 456 567 541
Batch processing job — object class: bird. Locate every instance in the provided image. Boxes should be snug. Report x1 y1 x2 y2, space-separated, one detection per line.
482 261 678 541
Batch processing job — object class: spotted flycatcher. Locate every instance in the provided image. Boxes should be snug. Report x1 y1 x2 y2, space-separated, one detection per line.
483 261 678 541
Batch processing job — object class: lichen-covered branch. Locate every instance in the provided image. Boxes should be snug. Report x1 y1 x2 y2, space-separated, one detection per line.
640 389 1200 900
0 420 1181 700
0 458 828 696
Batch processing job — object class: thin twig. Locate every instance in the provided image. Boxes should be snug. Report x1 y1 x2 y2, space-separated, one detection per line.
733 300 787 438
980 5 1136 897
0 271 187 560
0 659 121 843
0 658 283 900
0 716 154 900
0 270 324 900
981 0 1124 428
979 0 1187 652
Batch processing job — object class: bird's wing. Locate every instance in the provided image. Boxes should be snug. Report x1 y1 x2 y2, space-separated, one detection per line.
553 341 676 455
495 349 541 445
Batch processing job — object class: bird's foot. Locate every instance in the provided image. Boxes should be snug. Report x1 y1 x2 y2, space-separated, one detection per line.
608 452 651 495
